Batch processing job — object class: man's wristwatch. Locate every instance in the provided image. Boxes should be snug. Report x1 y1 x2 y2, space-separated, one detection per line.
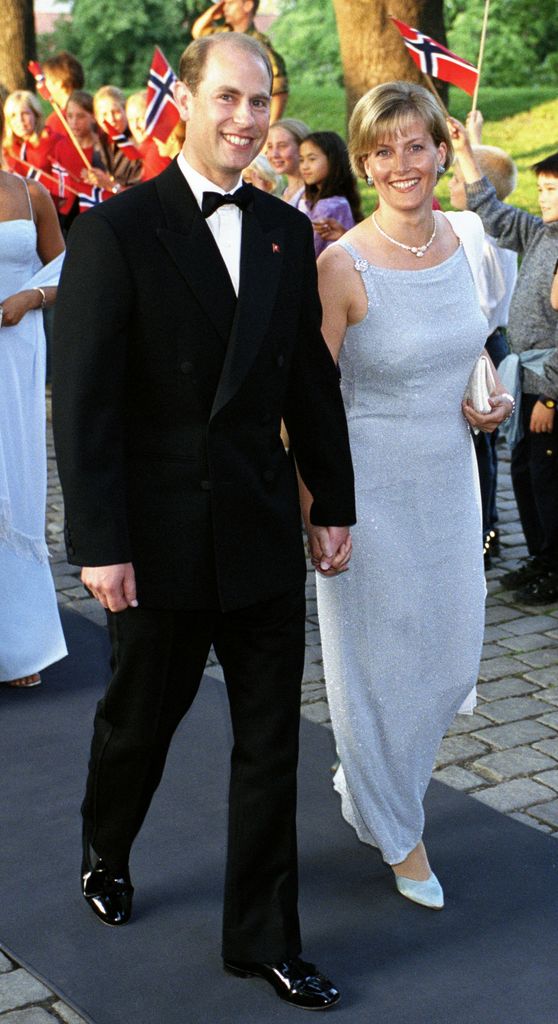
539 396 556 409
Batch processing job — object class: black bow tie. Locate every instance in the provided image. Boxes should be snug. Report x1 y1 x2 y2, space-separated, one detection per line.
201 183 254 218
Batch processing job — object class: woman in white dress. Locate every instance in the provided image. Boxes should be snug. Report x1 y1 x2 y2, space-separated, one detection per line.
301 83 514 909
0 135 67 687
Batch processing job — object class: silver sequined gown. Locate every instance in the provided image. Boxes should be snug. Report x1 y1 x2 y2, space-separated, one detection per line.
316 239 487 865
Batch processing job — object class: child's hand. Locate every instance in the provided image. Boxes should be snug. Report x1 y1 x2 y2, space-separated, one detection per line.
446 116 472 156
313 217 347 242
465 110 484 145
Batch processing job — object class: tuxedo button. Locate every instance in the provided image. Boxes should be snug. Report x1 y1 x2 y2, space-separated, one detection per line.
263 469 275 483
200 480 212 491
180 360 194 375
276 354 285 368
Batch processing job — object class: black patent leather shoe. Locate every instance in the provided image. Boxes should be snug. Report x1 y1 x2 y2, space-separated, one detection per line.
81 856 133 926
223 956 340 1010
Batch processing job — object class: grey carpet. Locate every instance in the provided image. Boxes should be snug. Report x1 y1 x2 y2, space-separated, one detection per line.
1 608 556 1024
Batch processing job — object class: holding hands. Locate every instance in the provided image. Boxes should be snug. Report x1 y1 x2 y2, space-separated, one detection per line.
307 525 352 577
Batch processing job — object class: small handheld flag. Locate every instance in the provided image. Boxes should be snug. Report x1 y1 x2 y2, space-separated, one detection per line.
102 121 142 161
28 60 52 102
145 47 180 143
390 17 479 96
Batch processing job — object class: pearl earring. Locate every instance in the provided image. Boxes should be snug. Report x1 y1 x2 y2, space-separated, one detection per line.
366 175 374 187
437 164 445 177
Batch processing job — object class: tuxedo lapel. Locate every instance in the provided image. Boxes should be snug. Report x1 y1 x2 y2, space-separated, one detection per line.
211 201 285 419
155 162 237 345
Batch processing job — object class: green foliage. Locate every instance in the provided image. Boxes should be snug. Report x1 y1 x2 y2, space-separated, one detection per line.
270 0 342 88
446 0 558 87
39 0 206 90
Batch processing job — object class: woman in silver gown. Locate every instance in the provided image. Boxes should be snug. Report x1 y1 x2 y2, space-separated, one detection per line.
302 83 513 909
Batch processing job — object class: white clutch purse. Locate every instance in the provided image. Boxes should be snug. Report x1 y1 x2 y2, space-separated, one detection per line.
464 353 496 413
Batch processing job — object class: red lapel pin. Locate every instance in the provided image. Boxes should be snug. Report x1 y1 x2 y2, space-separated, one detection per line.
272 242 281 253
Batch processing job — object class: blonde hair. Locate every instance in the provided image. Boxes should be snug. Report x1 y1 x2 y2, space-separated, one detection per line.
94 85 126 117
3 90 44 146
472 144 517 200
268 118 310 146
243 153 281 193
349 80 453 180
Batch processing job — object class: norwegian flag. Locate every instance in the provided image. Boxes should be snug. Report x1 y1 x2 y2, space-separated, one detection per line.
145 47 180 143
102 121 142 161
390 17 479 96
28 60 53 102
7 156 77 200
78 181 113 212
51 162 71 198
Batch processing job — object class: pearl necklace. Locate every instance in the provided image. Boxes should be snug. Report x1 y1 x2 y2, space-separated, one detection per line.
372 212 436 258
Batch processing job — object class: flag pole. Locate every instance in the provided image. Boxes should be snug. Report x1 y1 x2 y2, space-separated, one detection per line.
51 99 93 170
422 74 450 118
471 0 490 114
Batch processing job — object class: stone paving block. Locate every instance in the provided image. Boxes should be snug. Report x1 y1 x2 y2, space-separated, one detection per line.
524 667 558 687
474 695 546 724
484 606 525 625
0 1013 58 1024
483 623 515 642
533 769 558 791
301 662 325 683
537 711 558 730
471 746 556 782
546 629 558 641
206 665 225 682
511 813 552 833
476 677 537 700
0 971 51 1012
472 778 554 812
533 687 558 707
533 738 558 759
432 765 483 790
481 643 505 660
498 633 556 653
505 614 558 635
471 719 556 750
445 713 488 736
435 735 487 767
0 952 12 973
516 648 558 670
52 1002 89 1024
524 799 558 828
477 655 527 681
301 702 331 725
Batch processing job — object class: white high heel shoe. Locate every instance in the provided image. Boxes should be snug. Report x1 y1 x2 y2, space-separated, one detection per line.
394 872 444 909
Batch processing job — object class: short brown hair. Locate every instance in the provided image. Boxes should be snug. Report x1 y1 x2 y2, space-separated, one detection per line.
473 145 517 200
67 90 94 116
43 51 84 92
349 80 453 180
178 33 272 95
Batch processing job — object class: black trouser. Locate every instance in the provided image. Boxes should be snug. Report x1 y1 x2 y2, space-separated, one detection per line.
82 585 306 962
511 392 558 569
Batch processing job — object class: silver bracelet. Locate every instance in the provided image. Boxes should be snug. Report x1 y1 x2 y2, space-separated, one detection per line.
497 392 515 418
33 286 47 310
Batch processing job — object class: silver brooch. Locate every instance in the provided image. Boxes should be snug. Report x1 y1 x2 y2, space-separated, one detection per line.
354 257 369 273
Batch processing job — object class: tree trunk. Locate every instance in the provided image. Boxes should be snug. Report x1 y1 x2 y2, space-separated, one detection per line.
0 0 36 98
332 0 447 122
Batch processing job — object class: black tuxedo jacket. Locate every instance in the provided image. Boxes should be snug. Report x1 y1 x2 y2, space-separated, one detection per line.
53 160 355 610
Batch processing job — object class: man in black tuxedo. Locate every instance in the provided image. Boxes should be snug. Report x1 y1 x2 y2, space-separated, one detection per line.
53 33 355 1010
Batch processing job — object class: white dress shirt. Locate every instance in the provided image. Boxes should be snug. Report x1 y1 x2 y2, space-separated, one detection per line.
478 235 518 335
177 152 243 295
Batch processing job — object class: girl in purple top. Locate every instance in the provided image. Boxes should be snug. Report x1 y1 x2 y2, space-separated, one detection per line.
296 131 363 257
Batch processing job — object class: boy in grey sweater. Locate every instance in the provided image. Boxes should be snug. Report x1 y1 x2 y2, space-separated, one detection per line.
447 116 558 605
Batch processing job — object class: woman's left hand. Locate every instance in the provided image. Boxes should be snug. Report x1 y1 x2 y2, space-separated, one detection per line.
462 394 512 433
0 290 40 327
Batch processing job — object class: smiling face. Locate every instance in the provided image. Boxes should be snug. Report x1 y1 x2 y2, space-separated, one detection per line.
6 99 36 140
363 116 446 214
537 174 558 223
95 96 127 134
265 126 299 176
174 41 271 190
298 140 329 188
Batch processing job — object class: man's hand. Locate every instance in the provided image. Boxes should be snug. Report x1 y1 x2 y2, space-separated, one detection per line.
308 526 352 577
530 400 555 434
81 563 138 612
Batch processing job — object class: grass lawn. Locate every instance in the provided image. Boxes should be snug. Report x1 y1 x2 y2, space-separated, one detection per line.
287 83 558 217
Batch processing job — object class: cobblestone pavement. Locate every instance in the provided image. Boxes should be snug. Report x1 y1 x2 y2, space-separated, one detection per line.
2 406 557 1019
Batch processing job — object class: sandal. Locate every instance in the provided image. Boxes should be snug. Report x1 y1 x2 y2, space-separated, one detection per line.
4 673 41 688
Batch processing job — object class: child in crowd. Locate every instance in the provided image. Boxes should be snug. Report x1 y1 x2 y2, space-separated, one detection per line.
265 117 309 203
449 115 558 605
449 134 518 567
125 92 170 181
243 153 281 194
2 91 59 173
42 51 85 139
52 90 106 228
295 131 363 257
